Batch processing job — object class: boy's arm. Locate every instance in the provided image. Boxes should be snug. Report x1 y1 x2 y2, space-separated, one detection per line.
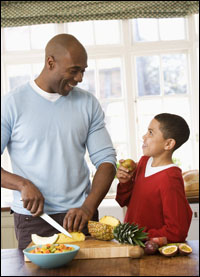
115 179 134 207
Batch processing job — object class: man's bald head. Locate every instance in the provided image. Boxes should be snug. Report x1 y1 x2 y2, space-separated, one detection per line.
45 34 87 62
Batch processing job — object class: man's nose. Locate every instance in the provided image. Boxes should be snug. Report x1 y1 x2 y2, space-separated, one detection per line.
142 134 146 140
74 72 83 82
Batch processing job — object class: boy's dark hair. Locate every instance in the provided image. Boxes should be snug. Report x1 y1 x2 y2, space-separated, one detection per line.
154 113 190 151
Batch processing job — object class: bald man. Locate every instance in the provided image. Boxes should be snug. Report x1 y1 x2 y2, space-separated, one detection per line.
1 34 116 249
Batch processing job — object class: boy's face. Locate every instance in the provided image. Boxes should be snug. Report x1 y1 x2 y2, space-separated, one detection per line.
142 119 168 157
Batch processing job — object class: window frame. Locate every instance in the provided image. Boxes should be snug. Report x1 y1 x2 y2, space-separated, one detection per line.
1 15 199 203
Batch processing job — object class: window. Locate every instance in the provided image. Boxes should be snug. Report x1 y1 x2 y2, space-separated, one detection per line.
1 15 199 203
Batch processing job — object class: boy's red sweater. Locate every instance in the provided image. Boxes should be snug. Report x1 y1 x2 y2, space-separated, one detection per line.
116 156 193 242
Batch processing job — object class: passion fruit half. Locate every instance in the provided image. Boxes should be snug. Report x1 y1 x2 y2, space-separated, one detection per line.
161 245 178 257
178 243 192 255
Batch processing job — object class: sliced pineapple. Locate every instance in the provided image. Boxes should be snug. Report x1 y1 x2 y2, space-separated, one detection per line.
56 232 85 243
99 216 121 226
88 220 114 240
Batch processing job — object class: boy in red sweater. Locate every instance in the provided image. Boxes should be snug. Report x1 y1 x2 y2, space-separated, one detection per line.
116 113 192 242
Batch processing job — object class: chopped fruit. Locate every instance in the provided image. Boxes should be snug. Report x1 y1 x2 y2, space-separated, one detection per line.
56 232 85 243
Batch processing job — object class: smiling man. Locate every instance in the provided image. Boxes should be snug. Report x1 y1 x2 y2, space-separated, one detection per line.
37 34 88 96
1 34 116 249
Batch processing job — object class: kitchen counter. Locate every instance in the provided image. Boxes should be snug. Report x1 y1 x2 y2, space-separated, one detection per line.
1 240 199 276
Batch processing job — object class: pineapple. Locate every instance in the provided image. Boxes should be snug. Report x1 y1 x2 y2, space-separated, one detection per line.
56 232 85 243
88 220 115 240
88 216 148 247
99 215 121 226
113 222 148 247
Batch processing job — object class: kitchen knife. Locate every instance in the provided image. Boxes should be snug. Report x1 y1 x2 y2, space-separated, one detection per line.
40 213 72 238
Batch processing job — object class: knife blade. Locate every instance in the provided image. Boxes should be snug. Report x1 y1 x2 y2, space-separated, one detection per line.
40 213 72 238
20 198 72 238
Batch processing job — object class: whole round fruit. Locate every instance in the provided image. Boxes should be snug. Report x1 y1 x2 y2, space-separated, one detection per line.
178 243 192 255
150 237 168 247
161 245 178 257
144 241 159 255
121 159 136 171
129 245 144 259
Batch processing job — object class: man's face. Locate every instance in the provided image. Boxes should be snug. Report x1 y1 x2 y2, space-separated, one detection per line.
50 49 88 96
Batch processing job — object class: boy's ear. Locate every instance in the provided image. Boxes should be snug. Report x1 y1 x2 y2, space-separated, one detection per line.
164 138 176 150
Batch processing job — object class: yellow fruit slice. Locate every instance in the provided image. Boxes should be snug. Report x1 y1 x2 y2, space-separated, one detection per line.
31 234 58 245
56 232 85 243
99 216 121 227
161 245 178 257
179 243 192 255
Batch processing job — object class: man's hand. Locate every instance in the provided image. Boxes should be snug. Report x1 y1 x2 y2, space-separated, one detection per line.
1 168 44 217
63 206 92 232
116 159 135 183
20 180 44 217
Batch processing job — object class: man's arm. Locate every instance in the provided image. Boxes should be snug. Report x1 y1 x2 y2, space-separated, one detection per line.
63 162 116 232
1 167 44 216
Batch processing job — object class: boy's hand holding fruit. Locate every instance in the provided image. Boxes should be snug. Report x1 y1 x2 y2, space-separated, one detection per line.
116 159 137 183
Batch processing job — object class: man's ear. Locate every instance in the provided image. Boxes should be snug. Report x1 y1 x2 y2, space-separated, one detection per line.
47 56 55 70
164 138 176 151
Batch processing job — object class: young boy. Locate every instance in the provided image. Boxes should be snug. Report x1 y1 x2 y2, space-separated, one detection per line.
116 113 192 242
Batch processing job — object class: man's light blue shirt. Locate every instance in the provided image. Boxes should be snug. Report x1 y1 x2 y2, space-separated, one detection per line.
1 82 116 215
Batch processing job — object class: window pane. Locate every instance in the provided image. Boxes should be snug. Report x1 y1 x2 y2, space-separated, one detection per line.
30 24 56 49
6 64 32 90
114 143 128 161
136 56 160 96
172 141 193 171
159 18 185 40
137 99 162 116
101 102 126 142
94 20 120 44
132 19 159 42
78 60 96 94
162 54 188 95
98 58 122 99
67 21 94 45
163 97 190 116
32 63 44 79
4 26 30 51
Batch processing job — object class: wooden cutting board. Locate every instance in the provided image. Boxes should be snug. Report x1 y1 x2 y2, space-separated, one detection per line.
24 237 133 261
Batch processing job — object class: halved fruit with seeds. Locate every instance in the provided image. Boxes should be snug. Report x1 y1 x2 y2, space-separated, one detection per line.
178 243 192 255
161 245 178 257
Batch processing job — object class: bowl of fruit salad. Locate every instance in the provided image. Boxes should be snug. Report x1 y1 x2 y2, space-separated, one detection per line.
23 243 80 268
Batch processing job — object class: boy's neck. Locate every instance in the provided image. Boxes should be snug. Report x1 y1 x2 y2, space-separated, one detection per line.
151 154 173 167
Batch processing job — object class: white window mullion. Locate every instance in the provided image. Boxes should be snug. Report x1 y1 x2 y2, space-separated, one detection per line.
122 20 138 160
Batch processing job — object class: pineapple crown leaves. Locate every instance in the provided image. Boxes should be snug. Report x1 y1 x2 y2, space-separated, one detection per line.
113 222 148 247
